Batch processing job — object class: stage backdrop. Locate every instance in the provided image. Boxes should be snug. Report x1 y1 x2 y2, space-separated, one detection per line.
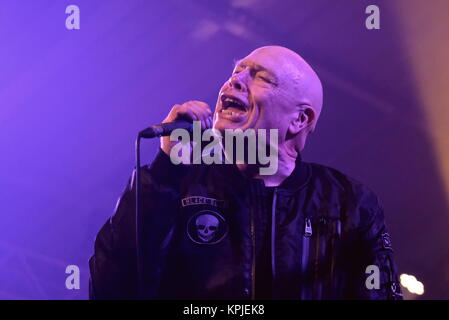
0 0 448 299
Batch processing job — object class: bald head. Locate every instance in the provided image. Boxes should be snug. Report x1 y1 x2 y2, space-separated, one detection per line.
214 45 323 154
247 46 323 130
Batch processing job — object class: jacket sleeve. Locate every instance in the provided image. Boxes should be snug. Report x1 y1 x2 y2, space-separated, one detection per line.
351 193 403 300
89 149 189 299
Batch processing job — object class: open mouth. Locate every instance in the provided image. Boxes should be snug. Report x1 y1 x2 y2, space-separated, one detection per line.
220 94 249 117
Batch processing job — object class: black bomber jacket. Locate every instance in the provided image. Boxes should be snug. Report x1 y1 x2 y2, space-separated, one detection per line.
89 150 403 300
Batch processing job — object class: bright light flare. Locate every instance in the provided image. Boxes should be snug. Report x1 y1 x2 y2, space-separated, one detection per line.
400 273 424 295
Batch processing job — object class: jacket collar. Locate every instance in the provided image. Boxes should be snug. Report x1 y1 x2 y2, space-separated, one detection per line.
214 153 311 194
275 154 311 193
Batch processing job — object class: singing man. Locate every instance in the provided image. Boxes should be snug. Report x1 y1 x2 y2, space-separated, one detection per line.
89 46 402 300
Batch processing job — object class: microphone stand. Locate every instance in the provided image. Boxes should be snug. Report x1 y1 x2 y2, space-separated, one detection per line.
134 120 194 298
135 127 162 299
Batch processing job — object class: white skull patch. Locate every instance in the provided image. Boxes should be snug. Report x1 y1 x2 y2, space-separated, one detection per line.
187 210 228 244
195 214 219 242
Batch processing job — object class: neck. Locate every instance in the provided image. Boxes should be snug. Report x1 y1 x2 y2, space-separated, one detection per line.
236 146 298 187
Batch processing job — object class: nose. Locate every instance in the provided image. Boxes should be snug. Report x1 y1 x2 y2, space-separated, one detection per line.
228 73 247 92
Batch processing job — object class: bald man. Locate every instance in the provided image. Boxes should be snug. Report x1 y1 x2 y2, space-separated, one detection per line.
89 46 402 300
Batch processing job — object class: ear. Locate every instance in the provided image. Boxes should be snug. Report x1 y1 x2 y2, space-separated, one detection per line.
288 106 315 136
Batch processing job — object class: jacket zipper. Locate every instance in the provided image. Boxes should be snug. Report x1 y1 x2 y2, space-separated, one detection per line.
271 188 278 280
302 219 313 270
301 217 312 300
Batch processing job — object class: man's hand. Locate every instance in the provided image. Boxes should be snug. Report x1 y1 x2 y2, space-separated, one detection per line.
160 100 212 156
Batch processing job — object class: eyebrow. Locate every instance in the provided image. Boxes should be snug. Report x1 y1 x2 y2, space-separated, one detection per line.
233 58 277 78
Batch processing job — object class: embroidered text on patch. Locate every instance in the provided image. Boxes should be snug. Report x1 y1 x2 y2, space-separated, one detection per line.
182 196 224 208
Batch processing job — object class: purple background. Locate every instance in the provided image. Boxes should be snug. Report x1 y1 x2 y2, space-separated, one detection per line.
1 0 448 299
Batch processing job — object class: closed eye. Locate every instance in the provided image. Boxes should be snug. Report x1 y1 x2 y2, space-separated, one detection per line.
258 75 271 82
257 74 277 85
231 67 277 85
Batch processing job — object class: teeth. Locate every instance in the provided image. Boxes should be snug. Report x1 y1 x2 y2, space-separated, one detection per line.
223 96 245 109
221 109 235 116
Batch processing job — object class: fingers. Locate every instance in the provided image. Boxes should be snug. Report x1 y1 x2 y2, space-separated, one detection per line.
161 100 213 156
164 100 213 130
180 104 199 122
165 104 190 123
206 116 213 129
186 101 211 130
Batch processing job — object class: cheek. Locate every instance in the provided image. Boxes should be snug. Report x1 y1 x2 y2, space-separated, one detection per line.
255 92 283 121
254 92 293 134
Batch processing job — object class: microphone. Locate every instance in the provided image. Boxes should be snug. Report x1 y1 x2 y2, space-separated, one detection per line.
138 120 193 139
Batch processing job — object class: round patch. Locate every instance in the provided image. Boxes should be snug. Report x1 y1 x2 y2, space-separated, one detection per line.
186 210 228 245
